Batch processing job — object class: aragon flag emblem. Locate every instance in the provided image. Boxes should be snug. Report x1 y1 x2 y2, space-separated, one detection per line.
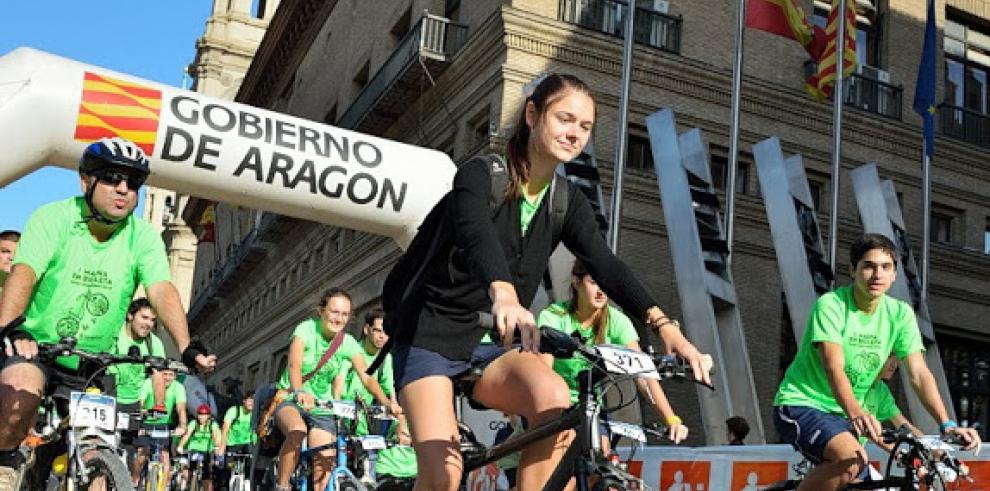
74 72 161 155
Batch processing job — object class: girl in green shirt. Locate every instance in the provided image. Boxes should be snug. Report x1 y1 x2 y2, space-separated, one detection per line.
177 404 222 491
540 261 689 446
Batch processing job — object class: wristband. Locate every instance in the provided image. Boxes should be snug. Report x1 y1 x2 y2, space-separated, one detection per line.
181 339 209 371
665 415 683 426
939 420 958 433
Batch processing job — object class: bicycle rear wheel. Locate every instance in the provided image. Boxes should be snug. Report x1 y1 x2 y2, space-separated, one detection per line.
80 449 135 491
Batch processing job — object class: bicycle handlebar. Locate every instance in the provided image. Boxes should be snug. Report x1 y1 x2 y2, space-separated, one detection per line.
36 337 189 373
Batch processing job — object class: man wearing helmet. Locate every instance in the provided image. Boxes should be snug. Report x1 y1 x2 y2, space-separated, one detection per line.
0 137 216 489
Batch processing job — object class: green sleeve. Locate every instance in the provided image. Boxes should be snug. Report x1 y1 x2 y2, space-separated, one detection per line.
134 223 172 289
873 382 901 422
807 293 845 345
138 378 152 405
892 305 924 359
152 335 167 357
224 407 236 423
607 306 639 346
537 304 566 332
380 354 394 396
175 383 187 405
12 203 62 275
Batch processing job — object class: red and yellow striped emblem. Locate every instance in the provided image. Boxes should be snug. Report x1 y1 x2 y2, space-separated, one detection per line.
74 72 161 155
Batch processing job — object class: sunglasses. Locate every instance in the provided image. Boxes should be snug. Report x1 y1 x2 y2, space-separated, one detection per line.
93 168 146 190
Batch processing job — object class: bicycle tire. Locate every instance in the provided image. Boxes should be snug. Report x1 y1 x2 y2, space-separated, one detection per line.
80 448 135 491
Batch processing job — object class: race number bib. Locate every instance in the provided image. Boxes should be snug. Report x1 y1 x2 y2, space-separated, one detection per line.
331 400 357 420
595 345 660 379
358 435 387 450
69 392 116 431
607 421 647 443
116 411 130 430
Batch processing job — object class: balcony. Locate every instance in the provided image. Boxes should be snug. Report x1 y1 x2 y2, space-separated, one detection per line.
939 103 990 148
843 72 902 120
336 12 468 135
559 0 683 54
187 212 283 325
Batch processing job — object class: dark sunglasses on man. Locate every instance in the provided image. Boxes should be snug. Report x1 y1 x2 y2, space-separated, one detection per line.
92 167 146 191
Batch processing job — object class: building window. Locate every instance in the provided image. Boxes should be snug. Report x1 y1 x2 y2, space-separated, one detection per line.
930 209 957 244
709 155 749 195
941 333 990 440
626 134 654 172
467 107 491 154
251 0 267 18
984 220 990 254
352 61 370 96
944 16 990 115
812 0 882 69
390 6 412 43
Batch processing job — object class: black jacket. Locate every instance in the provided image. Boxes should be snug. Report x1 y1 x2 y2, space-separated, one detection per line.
406 157 657 361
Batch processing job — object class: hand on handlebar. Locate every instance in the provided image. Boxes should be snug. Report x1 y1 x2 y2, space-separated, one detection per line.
849 411 883 444
295 391 316 411
491 288 539 353
5 336 38 359
387 402 404 418
945 426 982 454
195 353 217 373
667 339 713 388
667 424 689 444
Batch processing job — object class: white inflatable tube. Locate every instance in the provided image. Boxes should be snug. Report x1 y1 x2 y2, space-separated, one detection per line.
0 47 456 248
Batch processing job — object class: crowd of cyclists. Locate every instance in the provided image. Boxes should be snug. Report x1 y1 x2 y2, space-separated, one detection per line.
0 73 982 491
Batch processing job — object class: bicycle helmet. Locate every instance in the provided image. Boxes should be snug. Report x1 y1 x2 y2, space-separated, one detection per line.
197 404 211 415
79 137 151 177
78 137 151 224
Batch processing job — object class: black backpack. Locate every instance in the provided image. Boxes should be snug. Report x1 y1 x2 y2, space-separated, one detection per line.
369 154 568 373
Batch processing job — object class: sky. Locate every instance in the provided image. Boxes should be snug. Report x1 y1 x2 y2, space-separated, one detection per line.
0 1 214 232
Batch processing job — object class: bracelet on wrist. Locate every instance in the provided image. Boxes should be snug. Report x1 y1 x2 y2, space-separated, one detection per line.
939 420 958 432
665 415 683 426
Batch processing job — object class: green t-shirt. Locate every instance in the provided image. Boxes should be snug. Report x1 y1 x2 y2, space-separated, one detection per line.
376 445 417 478
109 328 166 404
140 379 187 425
863 379 900 423
13 197 171 369
341 345 394 436
538 301 640 403
519 184 550 235
185 420 220 453
277 318 362 412
223 405 257 446
774 286 924 414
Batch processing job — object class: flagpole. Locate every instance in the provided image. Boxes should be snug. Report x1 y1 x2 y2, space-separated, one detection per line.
726 0 746 261
828 0 848 274
921 148 931 301
608 0 636 253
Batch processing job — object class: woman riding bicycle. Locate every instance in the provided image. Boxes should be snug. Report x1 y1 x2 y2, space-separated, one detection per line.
387 73 712 491
540 260 690 445
177 404 222 491
272 288 401 491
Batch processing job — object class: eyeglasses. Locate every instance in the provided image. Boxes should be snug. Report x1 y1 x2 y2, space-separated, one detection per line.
93 168 146 191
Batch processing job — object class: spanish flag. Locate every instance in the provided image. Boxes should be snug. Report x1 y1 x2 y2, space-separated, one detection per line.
805 0 858 101
198 201 217 244
74 72 161 156
746 0 826 59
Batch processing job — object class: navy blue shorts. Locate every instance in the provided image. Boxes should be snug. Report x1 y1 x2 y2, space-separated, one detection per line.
774 405 853 464
392 343 505 391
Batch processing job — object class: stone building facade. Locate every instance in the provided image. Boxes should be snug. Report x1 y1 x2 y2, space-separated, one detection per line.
183 0 990 443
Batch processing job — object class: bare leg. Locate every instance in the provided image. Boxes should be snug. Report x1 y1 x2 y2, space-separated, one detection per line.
471 350 573 491
308 428 336 491
399 376 462 491
0 363 44 449
797 432 867 491
275 406 307 487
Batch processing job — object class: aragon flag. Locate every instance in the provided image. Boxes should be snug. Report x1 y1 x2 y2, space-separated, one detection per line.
805 0 858 101
198 200 217 244
746 0 826 59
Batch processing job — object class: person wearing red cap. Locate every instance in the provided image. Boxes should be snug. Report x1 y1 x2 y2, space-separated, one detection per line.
177 404 223 491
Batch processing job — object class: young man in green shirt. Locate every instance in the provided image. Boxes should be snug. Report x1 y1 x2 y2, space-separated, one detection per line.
132 369 187 487
338 310 400 435
110 298 167 415
220 391 256 481
0 138 216 489
0 230 19 295
773 233 980 490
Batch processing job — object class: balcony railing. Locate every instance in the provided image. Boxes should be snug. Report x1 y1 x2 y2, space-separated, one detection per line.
337 12 468 133
843 72 902 120
939 103 990 148
559 0 682 54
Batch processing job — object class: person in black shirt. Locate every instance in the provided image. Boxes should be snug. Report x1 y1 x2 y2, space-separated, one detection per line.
392 73 713 491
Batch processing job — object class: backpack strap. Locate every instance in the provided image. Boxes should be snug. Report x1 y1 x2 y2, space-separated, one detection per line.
487 154 569 240
301 330 346 384
487 154 510 218
548 172 569 244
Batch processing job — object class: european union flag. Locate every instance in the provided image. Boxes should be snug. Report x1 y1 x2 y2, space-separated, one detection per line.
913 0 937 157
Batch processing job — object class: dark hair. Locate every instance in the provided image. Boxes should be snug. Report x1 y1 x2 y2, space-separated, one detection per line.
726 416 750 440
364 309 385 328
318 287 352 308
0 230 20 242
568 260 608 344
505 73 596 200
127 297 154 318
849 233 898 270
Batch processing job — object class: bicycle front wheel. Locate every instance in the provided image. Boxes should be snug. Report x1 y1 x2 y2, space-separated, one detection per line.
80 449 135 491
